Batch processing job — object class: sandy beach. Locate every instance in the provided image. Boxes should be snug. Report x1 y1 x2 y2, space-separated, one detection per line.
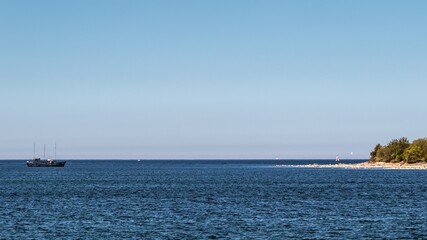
276 161 427 170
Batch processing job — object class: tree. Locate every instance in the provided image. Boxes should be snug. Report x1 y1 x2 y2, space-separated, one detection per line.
371 137 427 163
370 137 409 163
386 137 409 162
403 145 423 163
370 144 382 162
409 138 427 162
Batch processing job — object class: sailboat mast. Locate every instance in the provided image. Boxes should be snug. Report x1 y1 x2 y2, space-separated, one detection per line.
44 144 46 160
55 143 57 160
33 143 35 159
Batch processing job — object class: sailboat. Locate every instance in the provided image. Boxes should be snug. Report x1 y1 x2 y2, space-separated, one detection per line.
26 144 66 167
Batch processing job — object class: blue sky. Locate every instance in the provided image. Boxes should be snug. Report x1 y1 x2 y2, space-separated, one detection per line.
1 1 426 159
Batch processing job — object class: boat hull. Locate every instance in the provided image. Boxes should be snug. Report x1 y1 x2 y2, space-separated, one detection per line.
26 161 66 167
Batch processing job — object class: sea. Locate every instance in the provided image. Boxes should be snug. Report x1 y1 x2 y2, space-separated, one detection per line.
1 159 427 239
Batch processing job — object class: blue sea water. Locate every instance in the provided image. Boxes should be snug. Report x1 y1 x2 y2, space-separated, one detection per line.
1 159 427 239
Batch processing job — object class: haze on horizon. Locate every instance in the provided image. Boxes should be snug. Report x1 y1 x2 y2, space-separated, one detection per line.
1 1 426 160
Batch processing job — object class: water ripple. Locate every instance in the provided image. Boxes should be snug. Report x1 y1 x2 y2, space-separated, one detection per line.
1 160 427 239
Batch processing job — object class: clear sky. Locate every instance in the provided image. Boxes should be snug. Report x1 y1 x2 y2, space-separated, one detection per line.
1 1 426 159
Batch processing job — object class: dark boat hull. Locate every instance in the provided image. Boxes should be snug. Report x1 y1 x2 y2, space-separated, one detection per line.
26 161 66 167
27 163 65 167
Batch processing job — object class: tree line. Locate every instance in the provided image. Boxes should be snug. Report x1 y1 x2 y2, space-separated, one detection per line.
370 137 427 163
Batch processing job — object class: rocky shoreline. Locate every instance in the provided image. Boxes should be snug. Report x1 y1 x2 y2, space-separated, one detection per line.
276 161 427 170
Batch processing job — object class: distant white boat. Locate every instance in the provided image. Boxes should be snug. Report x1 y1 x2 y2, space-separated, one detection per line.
335 155 340 162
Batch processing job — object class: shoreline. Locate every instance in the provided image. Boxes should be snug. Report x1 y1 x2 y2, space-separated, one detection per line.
276 161 427 170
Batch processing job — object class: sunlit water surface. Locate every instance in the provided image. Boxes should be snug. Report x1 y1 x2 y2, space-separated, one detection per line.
1 160 427 239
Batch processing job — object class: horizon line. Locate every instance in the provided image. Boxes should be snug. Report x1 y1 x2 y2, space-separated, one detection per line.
0 158 369 161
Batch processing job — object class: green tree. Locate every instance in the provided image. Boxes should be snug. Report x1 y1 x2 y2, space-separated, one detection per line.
371 137 427 163
403 145 423 163
375 137 409 163
369 144 382 162
410 138 427 162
